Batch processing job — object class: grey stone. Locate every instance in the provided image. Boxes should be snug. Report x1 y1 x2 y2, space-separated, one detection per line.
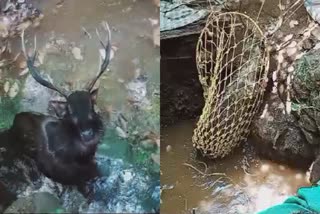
4 192 62 214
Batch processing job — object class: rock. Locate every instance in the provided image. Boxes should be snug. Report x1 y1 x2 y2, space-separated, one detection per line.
166 145 172 152
122 170 134 182
289 20 299 28
4 192 62 214
309 155 320 184
251 49 320 169
141 139 156 150
115 126 128 139
8 82 19 98
251 93 315 169
60 190 87 213
3 81 9 93
151 153 160 165
71 47 83 61
88 156 160 213
0 154 160 213
305 0 320 24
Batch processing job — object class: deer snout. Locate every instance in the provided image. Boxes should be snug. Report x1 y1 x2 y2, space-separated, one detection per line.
80 128 94 141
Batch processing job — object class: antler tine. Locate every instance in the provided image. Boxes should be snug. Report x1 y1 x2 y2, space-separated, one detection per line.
87 21 111 91
21 30 67 98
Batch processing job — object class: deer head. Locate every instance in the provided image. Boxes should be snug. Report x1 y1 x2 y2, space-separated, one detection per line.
20 22 111 143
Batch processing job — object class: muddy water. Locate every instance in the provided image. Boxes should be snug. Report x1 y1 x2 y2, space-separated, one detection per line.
10 0 160 107
161 121 310 214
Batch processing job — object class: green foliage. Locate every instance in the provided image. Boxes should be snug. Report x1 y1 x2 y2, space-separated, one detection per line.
133 147 150 164
295 55 320 91
293 51 320 113
291 102 319 115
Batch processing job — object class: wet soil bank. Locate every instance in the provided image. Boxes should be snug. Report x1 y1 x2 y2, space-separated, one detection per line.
160 34 204 126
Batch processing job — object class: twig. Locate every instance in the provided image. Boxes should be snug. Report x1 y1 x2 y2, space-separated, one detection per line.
81 26 92 39
268 0 303 38
282 0 302 17
197 161 208 173
242 166 258 176
211 176 224 187
184 198 188 211
0 52 21 68
183 163 226 176
283 2 303 24
256 0 265 22
13 52 21 62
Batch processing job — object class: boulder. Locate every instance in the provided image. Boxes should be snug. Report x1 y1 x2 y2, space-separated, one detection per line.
251 49 320 169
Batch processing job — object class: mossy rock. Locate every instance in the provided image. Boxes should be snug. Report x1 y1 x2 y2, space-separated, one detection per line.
293 50 320 112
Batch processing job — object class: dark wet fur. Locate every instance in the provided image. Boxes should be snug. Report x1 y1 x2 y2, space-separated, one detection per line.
0 107 104 197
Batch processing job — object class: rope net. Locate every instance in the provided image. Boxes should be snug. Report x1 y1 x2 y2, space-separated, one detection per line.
192 12 269 159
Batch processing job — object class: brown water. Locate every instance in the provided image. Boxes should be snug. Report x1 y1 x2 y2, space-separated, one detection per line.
8 0 160 109
161 121 310 214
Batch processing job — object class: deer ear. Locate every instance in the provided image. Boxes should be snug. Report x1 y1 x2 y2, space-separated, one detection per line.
90 88 99 103
48 100 68 118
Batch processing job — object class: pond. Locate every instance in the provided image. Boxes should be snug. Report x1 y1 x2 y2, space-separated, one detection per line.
0 0 160 213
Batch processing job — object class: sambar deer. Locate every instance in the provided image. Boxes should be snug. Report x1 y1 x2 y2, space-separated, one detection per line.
1 22 111 195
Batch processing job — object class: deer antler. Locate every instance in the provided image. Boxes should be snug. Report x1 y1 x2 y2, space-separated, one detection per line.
87 21 112 92
21 30 68 98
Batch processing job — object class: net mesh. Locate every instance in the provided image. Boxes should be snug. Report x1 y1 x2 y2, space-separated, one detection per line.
192 12 269 159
